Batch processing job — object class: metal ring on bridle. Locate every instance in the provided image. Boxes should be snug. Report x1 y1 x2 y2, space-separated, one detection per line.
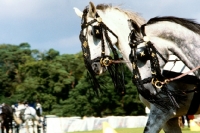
151 78 163 89
152 78 170 88
154 80 163 89
151 78 156 85
100 57 112 67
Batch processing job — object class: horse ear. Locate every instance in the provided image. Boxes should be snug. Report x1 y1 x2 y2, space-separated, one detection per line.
128 19 134 30
74 7 83 18
128 19 140 33
88 2 96 18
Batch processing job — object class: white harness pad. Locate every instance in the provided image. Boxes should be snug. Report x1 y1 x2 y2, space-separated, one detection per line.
163 55 194 75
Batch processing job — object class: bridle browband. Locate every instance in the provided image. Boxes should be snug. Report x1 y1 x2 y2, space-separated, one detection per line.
128 19 188 111
79 8 126 95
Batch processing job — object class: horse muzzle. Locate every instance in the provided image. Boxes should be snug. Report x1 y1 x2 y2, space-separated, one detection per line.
91 62 107 75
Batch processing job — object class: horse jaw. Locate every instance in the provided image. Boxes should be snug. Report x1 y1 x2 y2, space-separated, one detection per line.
73 7 83 18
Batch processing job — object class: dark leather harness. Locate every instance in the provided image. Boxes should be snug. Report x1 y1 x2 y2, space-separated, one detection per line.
79 8 200 114
129 19 200 113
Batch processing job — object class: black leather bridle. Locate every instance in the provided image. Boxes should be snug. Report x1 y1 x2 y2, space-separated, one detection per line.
128 19 187 111
79 8 125 95
80 8 120 67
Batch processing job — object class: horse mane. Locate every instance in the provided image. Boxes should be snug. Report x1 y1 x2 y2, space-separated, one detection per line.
147 16 200 35
84 3 146 26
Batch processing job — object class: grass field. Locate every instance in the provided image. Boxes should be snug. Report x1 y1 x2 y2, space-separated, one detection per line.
68 127 199 133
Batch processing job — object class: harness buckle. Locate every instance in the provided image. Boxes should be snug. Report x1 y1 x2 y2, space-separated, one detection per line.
152 78 170 89
151 78 156 85
151 78 163 89
164 79 170 84
100 57 112 67
154 80 163 89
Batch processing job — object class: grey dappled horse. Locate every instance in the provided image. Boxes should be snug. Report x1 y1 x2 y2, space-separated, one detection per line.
128 19 200 133
142 17 200 79
74 2 200 133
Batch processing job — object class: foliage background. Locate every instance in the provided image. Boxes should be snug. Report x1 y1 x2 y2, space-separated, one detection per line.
0 43 145 117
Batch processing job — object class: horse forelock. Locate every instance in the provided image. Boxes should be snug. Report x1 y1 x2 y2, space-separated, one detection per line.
147 16 200 35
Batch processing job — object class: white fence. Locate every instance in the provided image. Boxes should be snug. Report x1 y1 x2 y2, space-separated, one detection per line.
46 116 148 133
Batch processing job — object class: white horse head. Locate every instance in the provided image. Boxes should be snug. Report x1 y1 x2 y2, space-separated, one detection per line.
74 0 177 110
74 2 145 75
74 2 146 95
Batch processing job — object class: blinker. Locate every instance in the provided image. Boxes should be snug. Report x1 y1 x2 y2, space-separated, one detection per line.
136 46 150 61
92 26 102 39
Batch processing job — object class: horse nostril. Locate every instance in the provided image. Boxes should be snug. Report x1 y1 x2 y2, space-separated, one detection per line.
91 62 100 74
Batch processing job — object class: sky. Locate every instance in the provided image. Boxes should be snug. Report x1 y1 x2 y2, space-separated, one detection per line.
0 0 200 55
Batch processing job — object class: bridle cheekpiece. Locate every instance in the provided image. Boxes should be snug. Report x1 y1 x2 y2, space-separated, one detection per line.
79 8 126 95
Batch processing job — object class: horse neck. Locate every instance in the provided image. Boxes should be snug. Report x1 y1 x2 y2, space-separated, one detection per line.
145 21 200 75
97 8 145 70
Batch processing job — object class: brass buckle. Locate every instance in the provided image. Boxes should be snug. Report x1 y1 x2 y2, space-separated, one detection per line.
100 57 112 67
154 80 163 89
151 78 162 89
151 78 170 89
151 78 156 85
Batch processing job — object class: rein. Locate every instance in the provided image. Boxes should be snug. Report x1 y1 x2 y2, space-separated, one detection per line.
160 65 200 86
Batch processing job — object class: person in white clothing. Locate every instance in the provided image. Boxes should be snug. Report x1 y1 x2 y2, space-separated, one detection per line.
36 103 43 117
16 101 26 111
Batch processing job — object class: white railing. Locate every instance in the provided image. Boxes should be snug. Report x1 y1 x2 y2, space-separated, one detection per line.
46 116 148 133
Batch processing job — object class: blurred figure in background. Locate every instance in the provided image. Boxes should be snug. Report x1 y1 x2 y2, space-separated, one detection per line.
36 103 42 117
187 115 194 127
36 102 43 127
178 116 184 128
